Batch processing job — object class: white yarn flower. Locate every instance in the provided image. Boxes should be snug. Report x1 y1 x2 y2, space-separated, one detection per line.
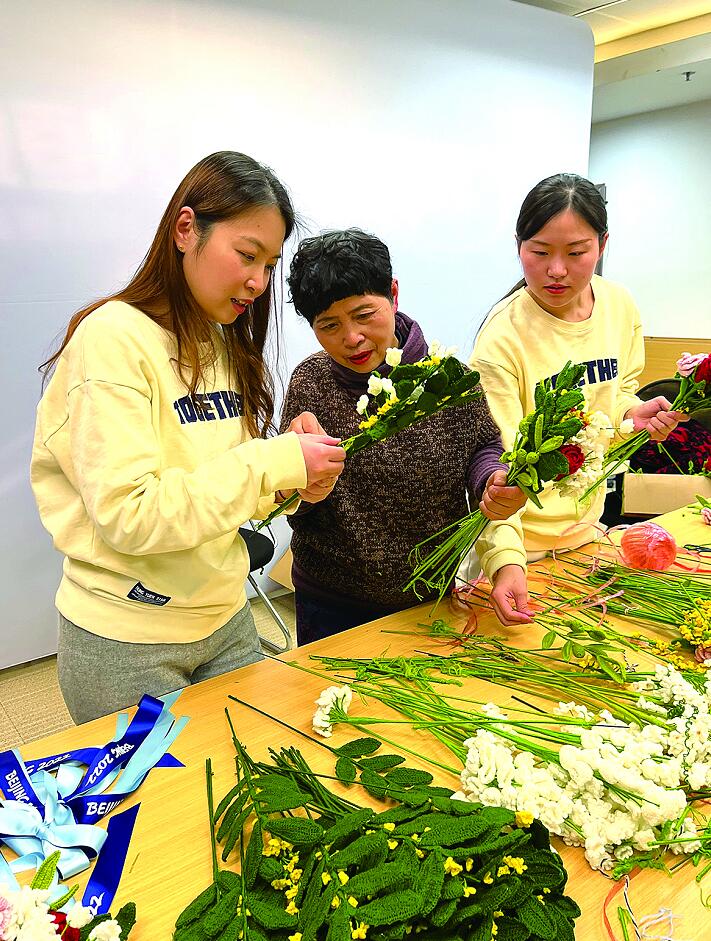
355 394 369 415
88 920 123 941
367 375 383 396
67 904 95 929
427 340 442 357
379 377 396 401
312 685 353 738
618 418 635 436
384 347 402 367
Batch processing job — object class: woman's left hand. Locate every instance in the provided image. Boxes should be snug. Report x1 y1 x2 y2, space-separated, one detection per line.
625 397 688 442
490 564 534 627
480 470 528 520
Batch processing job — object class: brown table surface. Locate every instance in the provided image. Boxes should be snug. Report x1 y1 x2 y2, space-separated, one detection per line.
17 504 711 940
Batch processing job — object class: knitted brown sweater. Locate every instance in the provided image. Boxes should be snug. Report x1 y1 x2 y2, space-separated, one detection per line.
279 314 516 607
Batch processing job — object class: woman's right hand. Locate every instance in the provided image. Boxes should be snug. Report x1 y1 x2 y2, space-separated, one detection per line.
297 433 346 486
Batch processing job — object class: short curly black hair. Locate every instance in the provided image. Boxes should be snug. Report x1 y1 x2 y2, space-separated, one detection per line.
287 228 393 325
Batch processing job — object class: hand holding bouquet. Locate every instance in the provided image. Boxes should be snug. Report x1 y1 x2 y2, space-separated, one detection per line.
258 343 483 529
580 351 711 501
407 361 614 600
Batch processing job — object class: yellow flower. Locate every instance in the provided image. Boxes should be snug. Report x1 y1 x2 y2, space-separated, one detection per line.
286 901 299 916
377 402 392 416
285 886 298 900
415 848 425 859
503 856 527 875
332 897 341 909
338 870 350 886
289 934 303 941
463 886 477 898
351 923 369 939
465 858 474 872
537 895 545 904
444 857 463 877
491 924 498 938
411 834 420 842
543 887 551 894
291 868 303 882
359 415 378 430
483 873 494 885
348 896 359 908
515 811 534 828
383 822 396 832
271 878 289 890
497 865 511 877
388 839 399 850
322 872 332 886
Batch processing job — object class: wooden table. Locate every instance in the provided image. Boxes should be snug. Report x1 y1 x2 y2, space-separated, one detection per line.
19 505 711 940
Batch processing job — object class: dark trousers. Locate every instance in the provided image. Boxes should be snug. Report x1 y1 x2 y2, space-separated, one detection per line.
294 591 405 647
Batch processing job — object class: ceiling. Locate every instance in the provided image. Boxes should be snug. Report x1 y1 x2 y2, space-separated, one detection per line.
515 0 711 45
515 0 711 122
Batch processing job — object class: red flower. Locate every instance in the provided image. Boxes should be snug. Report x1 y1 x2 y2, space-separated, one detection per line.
695 354 711 385
49 911 81 940
555 444 585 480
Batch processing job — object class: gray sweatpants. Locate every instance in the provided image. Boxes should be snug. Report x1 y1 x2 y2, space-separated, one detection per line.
57 603 263 725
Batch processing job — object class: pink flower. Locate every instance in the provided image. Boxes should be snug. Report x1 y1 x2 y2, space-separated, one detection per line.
0 895 12 938
695 644 711 665
702 507 711 526
676 351 708 377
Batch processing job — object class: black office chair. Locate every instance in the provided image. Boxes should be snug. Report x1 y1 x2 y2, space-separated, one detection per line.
239 527 293 654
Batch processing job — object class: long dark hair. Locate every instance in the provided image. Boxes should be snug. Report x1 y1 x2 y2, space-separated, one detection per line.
503 172 608 300
41 151 295 439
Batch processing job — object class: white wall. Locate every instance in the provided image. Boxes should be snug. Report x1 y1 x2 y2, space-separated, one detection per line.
590 98 711 338
0 0 594 668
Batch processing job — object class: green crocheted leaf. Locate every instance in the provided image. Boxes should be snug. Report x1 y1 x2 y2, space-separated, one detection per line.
31 851 61 890
418 813 492 848
221 805 252 861
267 816 324 846
385 767 434 787
334 737 382 758
243 820 263 889
322 808 374 849
356 888 423 926
203 887 241 937
247 890 298 931
517 896 557 940
214 781 247 825
335 756 357 785
359 755 406 772
175 883 218 929
115 902 137 939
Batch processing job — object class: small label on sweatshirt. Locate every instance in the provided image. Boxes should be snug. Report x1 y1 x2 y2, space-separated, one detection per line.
127 582 171 606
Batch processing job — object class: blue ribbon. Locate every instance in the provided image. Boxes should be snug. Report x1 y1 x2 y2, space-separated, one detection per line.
0 691 187 880
82 803 140 914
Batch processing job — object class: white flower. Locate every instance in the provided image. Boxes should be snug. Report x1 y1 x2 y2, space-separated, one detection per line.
312 685 352 738
427 340 442 357
367 375 383 396
384 347 402 367
67 904 95 929
619 418 635 436
88 920 122 941
379 377 396 400
443 345 458 358
355 394 369 415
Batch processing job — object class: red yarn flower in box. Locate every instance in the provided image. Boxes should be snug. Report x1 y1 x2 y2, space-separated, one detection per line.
50 911 81 940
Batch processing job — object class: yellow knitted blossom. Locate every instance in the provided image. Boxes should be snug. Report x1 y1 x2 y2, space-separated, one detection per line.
338 871 350 886
483 873 494 885
264 838 283 857
410 834 420 843
291 869 303 882
444 857 463 877
271 878 290 890
286 901 299 916
284 851 299 869
494 911 503 917
503 856 527 875
496 865 511 878
288 934 303 941
322 872 332 886
537 895 545 904
359 415 378 430
543 888 551 895
351 923 369 939
285 886 298 901
465 858 474 872
331 897 341 909
382 822 396 832
515 811 534 828
388 840 399 850
415 848 425 859
463 887 477 898
680 600 711 644
491 924 499 938
348 896 359 908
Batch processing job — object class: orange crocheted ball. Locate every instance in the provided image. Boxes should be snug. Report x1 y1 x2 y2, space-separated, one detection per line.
619 522 677 571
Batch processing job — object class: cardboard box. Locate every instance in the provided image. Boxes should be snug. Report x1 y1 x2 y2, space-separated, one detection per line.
622 473 711 517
